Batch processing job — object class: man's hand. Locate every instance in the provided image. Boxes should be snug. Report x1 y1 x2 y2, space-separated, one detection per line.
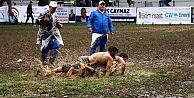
110 32 114 37
58 23 63 29
44 16 49 22
57 22 63 29
88 27 92 33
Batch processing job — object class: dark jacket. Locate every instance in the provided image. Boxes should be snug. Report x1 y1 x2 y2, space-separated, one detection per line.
69 13 75 21
27 4 33 15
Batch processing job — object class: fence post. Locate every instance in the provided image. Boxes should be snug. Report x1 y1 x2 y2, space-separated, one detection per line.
145 1 146 7
173 0 175 7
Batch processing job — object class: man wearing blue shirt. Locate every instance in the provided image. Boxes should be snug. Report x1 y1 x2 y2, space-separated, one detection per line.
87 1 114 55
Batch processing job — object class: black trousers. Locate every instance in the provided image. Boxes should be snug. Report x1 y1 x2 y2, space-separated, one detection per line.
25 14 34 25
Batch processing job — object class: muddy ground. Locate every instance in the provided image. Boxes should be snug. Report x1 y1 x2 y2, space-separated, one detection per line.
1 25 194 70
1 24 194 97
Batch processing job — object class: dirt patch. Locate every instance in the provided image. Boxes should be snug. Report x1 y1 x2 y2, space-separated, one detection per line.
1 25 194 70
1 25 194 97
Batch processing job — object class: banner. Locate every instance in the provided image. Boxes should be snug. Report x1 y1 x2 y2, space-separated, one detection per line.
13 6 44 23
137 7 191 24
75 7 136 22
2 6 68 23
75 7 96 22
106 7 136 17
55 7 69 23
67 7 76 23
0 7 7 22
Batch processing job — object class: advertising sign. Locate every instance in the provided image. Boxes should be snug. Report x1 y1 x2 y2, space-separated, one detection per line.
75 7 136 22
0 7 7 22
137 7 191 24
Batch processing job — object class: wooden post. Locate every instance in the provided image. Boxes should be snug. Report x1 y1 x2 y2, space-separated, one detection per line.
8 0 12 15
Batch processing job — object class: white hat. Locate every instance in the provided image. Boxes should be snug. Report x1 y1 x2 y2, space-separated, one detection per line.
49 1 58 8
99 1 106 5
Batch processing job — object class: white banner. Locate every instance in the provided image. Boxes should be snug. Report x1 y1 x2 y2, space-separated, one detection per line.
76 7 97 16
12 6 44 23
106 7 136 17
75 7 136 17
137 7 191 24
0 7 7 22
75 7 136 22
2 6 69 23
55 7 69 23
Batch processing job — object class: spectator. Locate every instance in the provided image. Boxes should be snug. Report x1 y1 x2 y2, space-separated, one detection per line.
80 7 87 22
0 0 4 6
87 1 114 55
159 0 171 7
36 1 64 65
69 9 75 21
3 0 7 5
25 1 34 26
20 0 23 6
9 12 18 25
127 0 135 7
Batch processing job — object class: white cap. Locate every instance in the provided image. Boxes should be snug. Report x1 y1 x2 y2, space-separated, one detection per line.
49 1 58 8
99 1 106 5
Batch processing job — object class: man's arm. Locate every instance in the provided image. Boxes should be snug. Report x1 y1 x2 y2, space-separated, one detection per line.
108 13 114 32
105 56 114 76
87 11 94 33
108 13 114 36
114 56 126 75
36 12 47 25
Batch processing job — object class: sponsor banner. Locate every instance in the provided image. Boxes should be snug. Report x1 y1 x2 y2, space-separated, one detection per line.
3 6 68 23
106 7 136 17
67 7 76 23
191 7 194 23
75 7 96 22
111 18 136 22
0 7 7 22
137 7 191 24
8 6 44 23
55 7 69 23
75 7 136 22
76 7 97 16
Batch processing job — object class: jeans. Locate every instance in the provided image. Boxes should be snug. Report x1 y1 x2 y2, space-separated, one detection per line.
41 37 60 63
90 34 107 55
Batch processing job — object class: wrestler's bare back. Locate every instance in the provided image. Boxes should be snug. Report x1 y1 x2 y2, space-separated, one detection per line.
88 52 113 64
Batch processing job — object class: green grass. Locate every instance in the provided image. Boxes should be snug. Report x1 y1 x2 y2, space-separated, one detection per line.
0 65 194 97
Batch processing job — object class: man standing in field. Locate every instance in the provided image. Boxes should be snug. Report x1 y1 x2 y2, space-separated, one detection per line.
87 1 114 55
36 1 64 66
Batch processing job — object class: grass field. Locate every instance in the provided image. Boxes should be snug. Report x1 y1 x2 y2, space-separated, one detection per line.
0 23 194 97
